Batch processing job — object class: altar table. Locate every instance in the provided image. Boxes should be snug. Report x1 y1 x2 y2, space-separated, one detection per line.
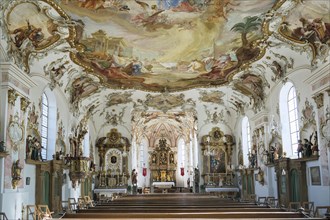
152 182 175 188
152 182 175 193
205 187 239 198
94 188 127 198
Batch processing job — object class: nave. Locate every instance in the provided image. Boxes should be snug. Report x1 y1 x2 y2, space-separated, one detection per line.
62 193 327 219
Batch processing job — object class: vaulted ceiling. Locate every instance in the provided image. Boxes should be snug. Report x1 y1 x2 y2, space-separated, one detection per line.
1 0 329 137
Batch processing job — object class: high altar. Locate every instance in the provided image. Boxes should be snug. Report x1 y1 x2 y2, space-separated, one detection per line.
149 138 176 185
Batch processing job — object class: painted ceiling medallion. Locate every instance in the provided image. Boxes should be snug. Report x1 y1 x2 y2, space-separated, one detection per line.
144 91 186 113
199 91 225 105
3 0 72 72
105 92 133 107
277 0 330 63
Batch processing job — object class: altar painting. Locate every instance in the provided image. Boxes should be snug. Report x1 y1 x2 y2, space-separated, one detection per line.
210 149 226 174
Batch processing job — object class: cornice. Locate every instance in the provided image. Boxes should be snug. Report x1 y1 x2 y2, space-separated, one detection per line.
303 62 330 95
0 62 37 96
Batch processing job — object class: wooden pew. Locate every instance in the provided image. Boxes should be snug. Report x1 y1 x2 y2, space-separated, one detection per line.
63 211 309 219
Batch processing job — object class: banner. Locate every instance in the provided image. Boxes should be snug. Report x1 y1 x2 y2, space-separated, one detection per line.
143 167 147 176
180 167 184 176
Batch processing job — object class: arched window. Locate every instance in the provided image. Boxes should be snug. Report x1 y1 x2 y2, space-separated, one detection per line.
41 88 57 161
242 116 251 166
280 82 300 158
41 93 49 161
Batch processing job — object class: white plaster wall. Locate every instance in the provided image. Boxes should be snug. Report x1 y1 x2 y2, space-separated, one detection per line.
306 160 330 207
24 164 36 205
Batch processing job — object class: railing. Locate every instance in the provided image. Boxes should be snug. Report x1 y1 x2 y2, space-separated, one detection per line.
0 212 8 220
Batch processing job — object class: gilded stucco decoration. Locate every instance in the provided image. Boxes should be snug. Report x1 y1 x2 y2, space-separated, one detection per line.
301 98 316 130
68 76 100 112
53 0 283 92
3 0 72 73
20 97 30 112
44 55 77 90
269 115 280 136
8 113 24 152
312 93 324 109
262 50 294 82
103 108 126 126
277 0 330 63
320 106 330 146
56 120 66 153
204 106 227 125
8 89 18 106
144 91 186 113
228 99 246 115
105 92 133 107
233 71 269 112
199 91 225 105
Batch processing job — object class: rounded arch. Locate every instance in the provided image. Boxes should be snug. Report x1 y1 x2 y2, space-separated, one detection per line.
279 81 300 158
42 87 57 160
241 116 251 167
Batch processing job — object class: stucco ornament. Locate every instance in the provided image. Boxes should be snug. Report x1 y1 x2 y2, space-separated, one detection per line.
301 99 316 130
105 92 133 107
144 90 186 113
321 107 330 147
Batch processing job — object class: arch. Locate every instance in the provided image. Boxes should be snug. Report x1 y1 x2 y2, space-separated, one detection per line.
241 116 251 166
279 82 300 158
41 87 57 160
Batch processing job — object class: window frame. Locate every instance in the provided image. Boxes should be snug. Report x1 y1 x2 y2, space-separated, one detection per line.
41 92 49 161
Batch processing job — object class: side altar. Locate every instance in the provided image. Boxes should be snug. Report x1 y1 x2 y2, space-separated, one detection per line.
95 129 130 189
149 138 176 186
201 127 236 187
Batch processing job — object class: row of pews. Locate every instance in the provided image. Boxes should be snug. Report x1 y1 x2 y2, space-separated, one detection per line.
62 193 328 219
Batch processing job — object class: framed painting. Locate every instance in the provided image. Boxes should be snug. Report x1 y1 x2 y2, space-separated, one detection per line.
310 166 321 185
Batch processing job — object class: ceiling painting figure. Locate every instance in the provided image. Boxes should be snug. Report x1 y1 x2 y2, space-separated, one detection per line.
58 0 277 91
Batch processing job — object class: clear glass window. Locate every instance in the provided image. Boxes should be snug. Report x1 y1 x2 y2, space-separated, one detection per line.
41 93 49 161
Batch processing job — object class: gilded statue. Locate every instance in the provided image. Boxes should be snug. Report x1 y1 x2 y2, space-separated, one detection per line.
12 160 23 189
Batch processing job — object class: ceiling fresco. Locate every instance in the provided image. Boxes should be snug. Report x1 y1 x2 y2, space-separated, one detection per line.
278 0 330 61
1 0 329 127
57 0 278 91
